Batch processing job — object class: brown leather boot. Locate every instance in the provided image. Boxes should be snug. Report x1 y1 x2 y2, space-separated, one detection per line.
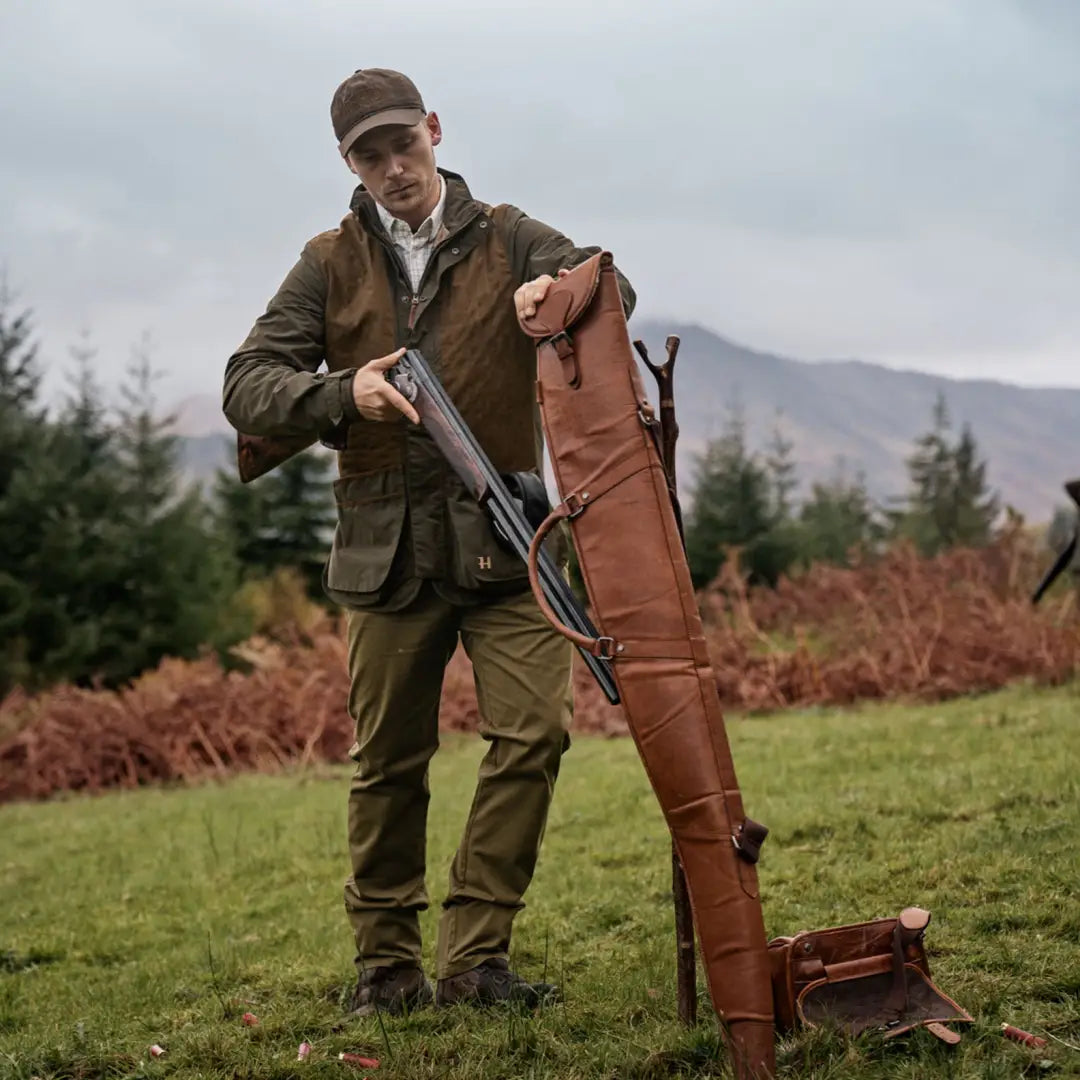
348 965 434 1017
435 958 560 1008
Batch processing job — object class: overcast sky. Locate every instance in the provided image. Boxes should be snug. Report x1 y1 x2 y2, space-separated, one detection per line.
1 0 1078 414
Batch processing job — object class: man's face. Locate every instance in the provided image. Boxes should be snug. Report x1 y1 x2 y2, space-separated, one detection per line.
345 113 442 225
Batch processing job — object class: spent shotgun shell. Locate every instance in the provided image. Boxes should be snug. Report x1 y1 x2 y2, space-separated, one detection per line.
1001 1023 1047 1048
338 1052 380 1067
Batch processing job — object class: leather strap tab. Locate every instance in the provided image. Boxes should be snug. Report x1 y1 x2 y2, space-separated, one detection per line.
555 458 654 523
547 331 580 388
883 906 930 1020
927 1022 962 1045
733 818 769 864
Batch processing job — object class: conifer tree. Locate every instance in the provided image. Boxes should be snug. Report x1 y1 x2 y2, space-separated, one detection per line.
684 403 777 587
797 459 880 566
0 273 42 416
0 279 45 694
764 413 798 524
212 447 337 598
19 338 126 685
0 305 249 696
950 422 1000 547
96 338 240 682
890 393 1000 554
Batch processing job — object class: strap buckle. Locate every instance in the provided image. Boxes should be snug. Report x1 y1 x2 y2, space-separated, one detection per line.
638 402 659 428
594 636 624 660
562 491 590 519
548 330 574 359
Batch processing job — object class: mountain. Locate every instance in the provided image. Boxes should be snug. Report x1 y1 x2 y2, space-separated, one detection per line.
174 323 1080 520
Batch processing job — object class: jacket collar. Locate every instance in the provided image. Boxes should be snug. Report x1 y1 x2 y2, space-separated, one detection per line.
350 168 478 238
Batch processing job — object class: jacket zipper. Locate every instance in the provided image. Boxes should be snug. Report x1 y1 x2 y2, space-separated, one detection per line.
377 208 482 334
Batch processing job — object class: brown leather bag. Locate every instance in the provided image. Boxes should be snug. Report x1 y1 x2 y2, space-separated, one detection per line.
520 252 775 1080
768 907 973 1044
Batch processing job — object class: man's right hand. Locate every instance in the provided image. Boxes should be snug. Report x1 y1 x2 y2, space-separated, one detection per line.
351 348 420 424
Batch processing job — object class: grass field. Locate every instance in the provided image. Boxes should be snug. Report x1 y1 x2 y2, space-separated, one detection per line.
2 682 1079 1079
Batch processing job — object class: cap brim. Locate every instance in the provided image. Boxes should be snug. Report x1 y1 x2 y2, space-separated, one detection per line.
338 107 426 156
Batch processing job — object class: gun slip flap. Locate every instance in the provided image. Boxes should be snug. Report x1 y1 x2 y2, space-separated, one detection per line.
520 252 776 1080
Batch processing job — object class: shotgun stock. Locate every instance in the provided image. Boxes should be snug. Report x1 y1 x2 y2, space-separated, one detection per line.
236 431 319 484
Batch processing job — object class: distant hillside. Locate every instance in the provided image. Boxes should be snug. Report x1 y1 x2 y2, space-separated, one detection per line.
176 433 233 489
176 323 1080 520
628 321 1078 521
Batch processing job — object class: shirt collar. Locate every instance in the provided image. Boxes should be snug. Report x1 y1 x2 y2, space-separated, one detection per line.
376 174 446 240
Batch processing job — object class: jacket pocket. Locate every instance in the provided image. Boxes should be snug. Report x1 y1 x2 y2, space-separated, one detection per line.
444 481 568 591
445 482 530 590
325 469 407 594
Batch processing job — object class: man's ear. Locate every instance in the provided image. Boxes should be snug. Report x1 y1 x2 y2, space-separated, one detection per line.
426 111 442 148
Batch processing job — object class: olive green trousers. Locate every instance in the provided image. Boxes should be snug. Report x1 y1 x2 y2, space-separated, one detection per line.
342 582 574 979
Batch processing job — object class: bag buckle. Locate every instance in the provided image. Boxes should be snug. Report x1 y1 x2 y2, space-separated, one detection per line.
548 330 574 359
562 491 591 519
594 636 624 660
638 402 659 429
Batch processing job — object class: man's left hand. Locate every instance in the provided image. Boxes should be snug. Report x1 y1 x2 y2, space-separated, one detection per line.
514 268 571 322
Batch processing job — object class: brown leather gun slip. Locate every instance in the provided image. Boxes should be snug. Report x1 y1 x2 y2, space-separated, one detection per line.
519 252 776 1080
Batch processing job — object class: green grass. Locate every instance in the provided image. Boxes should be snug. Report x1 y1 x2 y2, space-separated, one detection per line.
2 682 1079 1078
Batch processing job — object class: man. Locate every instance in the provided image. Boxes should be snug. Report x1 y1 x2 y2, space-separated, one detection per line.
222 68 635 1016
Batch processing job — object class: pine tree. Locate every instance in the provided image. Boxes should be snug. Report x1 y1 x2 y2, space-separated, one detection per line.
797 459 880 566
950 423 1000 546
890 393 1000 555
0 310 249 696
684 402 777 587
0 275 44 499
212 447 337 598
18 339 126 685
0 334 148 691
764 412 798 525
0 272 42 416
896 393 954 554
95 338 241 683
212 465 275 572
0 282 47 694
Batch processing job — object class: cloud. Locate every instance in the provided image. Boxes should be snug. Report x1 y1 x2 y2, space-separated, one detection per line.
1 0 1078 409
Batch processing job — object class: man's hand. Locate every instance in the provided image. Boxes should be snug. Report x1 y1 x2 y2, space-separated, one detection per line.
514 268 571 321
351 348 420 424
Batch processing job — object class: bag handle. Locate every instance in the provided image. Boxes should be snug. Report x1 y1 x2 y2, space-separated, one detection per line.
526 503 621 658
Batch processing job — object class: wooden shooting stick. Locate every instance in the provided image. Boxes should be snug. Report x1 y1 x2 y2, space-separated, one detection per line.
633 333 697 1027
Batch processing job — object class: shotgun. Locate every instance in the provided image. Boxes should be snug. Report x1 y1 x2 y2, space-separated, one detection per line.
233 352 620 705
